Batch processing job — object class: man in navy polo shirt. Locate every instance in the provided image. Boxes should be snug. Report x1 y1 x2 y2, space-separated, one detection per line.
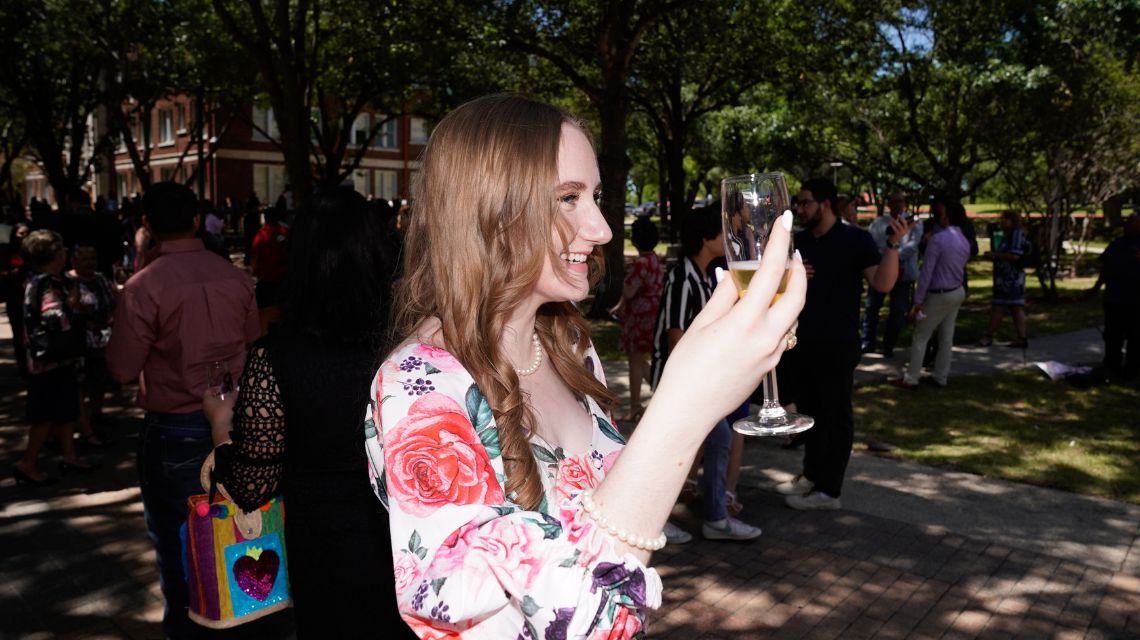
775 178 911 510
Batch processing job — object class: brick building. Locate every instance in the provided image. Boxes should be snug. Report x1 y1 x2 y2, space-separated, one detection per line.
24 95 427 207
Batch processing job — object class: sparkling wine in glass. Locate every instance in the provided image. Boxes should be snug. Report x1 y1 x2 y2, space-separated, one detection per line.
721 173 813 437
206 361 234 400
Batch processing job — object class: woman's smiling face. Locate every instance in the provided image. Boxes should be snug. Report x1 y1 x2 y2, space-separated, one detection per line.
526 123 612 307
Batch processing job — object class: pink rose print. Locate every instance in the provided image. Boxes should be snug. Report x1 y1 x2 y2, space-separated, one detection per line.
405 616 462 639
587 606 642 640
470 518 545 592
560 500 610 565
385 394 505 517
601 450 622 474
433 523 477 575
556 456 597 502
414 344 464 372
393 550 423 595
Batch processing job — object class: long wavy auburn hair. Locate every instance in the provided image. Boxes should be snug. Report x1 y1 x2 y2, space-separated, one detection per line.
390 95 616 510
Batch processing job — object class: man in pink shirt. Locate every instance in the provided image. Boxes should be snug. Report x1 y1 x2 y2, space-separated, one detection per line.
106 182 258 639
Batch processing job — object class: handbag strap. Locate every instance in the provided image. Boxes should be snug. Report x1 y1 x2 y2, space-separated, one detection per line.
197 445 264 540
200 445 237 504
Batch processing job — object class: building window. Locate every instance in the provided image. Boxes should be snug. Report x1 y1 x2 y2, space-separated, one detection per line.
351 114 370 147
160 166 175 182
159 110 174 144
409 117 428 144
251 104 278 141
177 103 188 133
352 169 369 195
374 117 398 149
373 170 398 201
252 163 287 204
118 172 130 198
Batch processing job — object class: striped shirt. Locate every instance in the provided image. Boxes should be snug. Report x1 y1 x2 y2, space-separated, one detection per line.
649 256 712 389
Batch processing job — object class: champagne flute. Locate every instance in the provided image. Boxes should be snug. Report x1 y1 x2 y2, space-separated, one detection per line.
721 173 813 437
206 361 234 400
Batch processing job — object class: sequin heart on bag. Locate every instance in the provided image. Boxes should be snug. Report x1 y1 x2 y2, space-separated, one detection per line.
232 547 279 601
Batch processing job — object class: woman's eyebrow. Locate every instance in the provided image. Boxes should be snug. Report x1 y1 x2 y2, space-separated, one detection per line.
557 181 587 191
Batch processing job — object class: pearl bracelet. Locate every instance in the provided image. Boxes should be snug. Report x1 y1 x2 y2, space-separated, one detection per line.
580 490 667 551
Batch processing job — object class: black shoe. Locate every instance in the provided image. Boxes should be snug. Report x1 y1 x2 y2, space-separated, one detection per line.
861 344 876 354
1006 338 1028 349
881 349 895 359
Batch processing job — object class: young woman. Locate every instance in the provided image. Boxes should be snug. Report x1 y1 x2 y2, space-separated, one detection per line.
980 209 1030 348
611 216 663 423
365 95 805 638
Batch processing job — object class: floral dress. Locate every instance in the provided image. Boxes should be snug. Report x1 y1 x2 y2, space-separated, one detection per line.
618 252 663 354
364 342 662 639
992 229 1028 306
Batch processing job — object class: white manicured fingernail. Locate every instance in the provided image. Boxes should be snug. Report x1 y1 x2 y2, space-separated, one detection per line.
794 249 802 262
781 210 793 231
714 267 726 282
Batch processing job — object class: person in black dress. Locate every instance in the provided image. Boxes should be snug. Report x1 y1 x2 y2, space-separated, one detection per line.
205 187 416 638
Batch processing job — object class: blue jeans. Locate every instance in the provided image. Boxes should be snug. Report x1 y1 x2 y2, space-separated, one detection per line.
700 419 732 521
138 411 213 640
862 280 914 353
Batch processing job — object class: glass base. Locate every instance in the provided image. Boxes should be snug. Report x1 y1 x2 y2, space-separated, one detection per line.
732 412 814 437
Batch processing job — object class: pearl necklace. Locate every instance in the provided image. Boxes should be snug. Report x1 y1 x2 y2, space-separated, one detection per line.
514 331 544 377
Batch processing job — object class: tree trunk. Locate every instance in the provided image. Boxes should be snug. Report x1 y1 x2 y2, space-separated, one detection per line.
590 95 632 318
1103 190 1129 228
664 132 690 242
30 128 76 206
656 150 670 241
274 94 314 202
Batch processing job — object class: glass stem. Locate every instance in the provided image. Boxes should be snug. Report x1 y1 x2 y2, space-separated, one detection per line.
759 371 787 420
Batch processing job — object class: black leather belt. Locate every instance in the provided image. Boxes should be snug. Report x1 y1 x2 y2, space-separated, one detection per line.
928 286 961 294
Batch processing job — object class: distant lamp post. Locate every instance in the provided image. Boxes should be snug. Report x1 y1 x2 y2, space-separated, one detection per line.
829 161 844 186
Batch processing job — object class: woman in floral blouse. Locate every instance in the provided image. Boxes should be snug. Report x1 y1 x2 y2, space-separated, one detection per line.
364 95 806 639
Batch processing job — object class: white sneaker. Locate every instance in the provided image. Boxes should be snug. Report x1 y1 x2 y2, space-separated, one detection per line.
785 490 841 511
775 474 814 495
663 521 693 544
702 517 762 541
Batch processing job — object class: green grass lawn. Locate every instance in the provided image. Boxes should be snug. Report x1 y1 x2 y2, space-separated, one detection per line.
948 258 1101 345
855 371 1140 504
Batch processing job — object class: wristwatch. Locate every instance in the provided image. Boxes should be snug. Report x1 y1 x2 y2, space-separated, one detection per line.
886 239 900 250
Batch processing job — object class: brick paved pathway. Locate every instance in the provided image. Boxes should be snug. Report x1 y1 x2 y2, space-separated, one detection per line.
649 488 1140 639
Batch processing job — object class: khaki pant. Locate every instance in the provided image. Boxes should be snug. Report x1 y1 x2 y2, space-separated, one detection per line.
904 287 967 385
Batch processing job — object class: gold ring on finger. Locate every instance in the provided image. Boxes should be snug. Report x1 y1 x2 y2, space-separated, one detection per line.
785 331 798 350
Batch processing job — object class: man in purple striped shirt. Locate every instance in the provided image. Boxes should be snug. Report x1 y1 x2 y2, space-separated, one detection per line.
895 200 972 388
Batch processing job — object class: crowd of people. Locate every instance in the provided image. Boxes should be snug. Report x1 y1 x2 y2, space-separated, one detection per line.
2 93 1136 639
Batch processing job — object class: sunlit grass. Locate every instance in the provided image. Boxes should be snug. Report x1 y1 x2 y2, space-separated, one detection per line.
856 370 1140 503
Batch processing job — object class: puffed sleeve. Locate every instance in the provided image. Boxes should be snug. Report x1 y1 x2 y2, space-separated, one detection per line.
363 343 661 639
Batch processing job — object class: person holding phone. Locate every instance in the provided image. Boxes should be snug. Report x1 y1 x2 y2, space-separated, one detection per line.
863 192 924 357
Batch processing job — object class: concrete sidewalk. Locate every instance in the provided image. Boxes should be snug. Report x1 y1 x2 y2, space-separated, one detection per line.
2 311 1138 638
852 327 1106 385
